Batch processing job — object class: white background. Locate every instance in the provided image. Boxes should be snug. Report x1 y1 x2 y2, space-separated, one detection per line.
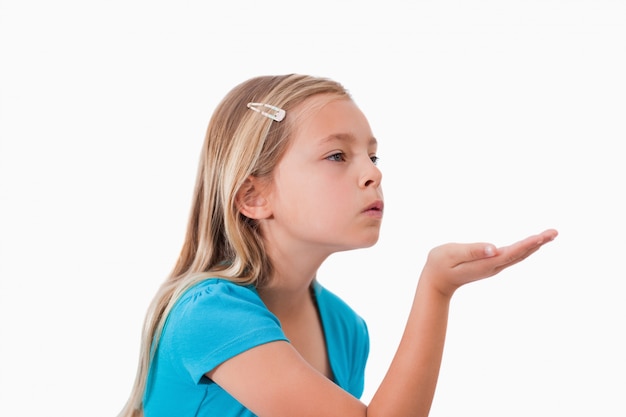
1 1 625 416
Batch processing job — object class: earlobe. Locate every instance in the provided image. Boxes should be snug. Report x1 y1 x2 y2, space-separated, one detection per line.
236 176 272 220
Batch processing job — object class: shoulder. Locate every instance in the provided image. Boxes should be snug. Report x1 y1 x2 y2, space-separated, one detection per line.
159 278 287 380
177 278 259 307
168 278 278 328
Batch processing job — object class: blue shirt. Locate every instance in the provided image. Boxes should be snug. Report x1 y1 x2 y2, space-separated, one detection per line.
143 278 369 416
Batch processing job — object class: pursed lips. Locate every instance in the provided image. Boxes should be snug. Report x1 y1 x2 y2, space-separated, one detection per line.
362 200 384 215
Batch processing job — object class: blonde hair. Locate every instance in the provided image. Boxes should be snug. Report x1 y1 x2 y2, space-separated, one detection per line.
118 74 351 417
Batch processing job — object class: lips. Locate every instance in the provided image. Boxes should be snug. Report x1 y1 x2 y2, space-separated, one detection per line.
363 200 384 213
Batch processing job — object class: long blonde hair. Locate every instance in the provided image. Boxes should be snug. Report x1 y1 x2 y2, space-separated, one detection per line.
118 74 350 417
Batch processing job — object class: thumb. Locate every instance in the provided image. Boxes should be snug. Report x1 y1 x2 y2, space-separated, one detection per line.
482 244 497 258
429 242 498 268
452 242 498 267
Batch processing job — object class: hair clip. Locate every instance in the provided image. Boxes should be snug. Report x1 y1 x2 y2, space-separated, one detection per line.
247 102 286 122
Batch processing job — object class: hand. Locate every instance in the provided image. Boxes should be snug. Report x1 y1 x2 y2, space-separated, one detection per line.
420 229 558 297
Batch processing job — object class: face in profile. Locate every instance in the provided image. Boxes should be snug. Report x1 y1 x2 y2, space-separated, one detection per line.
262 94 384 256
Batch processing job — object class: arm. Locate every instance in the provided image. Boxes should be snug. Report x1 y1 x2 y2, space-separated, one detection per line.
209 229 558 417
368 228 558 416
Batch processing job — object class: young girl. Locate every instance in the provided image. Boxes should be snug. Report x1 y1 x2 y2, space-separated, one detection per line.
118 74 557 417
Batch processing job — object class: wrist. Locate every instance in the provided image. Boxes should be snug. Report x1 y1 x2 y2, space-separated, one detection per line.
417 269 457 300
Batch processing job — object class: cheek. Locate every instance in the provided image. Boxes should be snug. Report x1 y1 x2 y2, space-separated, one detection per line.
272 173 315 216
273 163 354 218
288 179 348 222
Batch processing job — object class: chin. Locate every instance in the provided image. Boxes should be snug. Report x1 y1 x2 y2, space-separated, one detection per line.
352 233 381 250
326 229 381 253
329 238 379 255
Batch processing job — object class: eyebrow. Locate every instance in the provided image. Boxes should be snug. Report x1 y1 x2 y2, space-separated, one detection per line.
318 133 378 146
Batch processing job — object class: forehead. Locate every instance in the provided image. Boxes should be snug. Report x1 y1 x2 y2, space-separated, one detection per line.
289 95 375 146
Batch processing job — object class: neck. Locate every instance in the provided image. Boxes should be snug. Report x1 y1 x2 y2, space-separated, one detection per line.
256 220 338 313
257 260 319 315
257 248 328 316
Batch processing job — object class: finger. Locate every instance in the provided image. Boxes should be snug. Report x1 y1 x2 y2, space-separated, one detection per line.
492 229 558 271
541 228 559 241
492 245 542 274
449 243 498 268
500 229 558 257
524 229 559 247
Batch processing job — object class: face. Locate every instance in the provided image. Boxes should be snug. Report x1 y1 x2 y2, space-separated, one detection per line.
261 95 383 257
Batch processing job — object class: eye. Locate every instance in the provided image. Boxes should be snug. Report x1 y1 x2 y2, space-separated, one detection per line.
326 152 346 162
370 155 380 165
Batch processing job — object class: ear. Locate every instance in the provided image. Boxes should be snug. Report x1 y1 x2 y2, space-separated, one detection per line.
236 176 273 220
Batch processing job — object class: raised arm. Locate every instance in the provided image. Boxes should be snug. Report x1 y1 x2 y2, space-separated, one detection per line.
208 229 558 417
368 228 558 417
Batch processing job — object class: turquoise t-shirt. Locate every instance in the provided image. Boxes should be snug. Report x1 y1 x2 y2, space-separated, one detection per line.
143 278 369 416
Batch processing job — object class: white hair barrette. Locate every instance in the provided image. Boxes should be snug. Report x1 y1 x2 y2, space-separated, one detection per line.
247 102 286 122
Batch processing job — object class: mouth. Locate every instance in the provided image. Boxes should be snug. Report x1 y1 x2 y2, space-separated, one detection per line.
363 200 384 214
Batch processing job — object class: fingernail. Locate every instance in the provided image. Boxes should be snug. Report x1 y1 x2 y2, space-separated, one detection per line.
485 245 496 257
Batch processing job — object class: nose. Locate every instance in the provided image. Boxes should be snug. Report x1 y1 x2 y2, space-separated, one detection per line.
360 159 383 188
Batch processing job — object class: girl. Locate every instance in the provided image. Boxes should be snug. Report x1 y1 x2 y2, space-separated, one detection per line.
118 74 557 417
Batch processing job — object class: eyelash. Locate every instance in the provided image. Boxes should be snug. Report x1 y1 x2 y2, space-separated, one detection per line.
326 153 380 165
326 153 346 162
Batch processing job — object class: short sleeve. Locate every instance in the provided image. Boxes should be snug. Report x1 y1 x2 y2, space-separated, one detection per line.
159 279 289 384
